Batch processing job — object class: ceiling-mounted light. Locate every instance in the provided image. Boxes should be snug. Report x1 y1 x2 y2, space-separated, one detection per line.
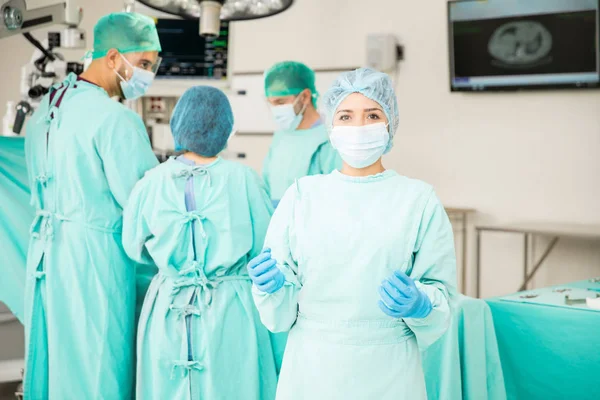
138 0 294 37
138 0 294 21
198 1 221 38
231 1 248 13
265 0 283 9
249 1 269 16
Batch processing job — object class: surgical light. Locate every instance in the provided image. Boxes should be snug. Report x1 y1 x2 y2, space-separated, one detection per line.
138 0 294 38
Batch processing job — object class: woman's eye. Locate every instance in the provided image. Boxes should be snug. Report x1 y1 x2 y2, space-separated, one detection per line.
367 113 380 120
339 115 350 121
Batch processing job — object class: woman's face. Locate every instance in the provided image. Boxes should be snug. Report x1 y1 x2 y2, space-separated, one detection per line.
333 93 388 128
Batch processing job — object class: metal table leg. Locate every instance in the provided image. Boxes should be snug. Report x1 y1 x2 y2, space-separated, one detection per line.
523 233 529 290
518 236 560 292
476 228 481 298
461 212 468 295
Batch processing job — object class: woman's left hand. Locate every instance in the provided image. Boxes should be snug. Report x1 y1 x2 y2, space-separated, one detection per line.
378 270 432 319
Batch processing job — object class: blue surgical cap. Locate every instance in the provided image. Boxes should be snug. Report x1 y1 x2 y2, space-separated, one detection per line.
92 12 162 59
170 86 234 157
323 68 399 152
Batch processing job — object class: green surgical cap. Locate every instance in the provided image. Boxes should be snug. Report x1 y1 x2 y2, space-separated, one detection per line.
264 61 318 108
91 12 162 59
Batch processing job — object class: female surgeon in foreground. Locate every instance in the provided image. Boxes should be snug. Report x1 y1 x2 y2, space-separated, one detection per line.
247 68 457 399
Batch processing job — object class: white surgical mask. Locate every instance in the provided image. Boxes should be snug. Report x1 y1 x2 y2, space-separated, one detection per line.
270 95 307 131
83 55 92 72
114 54 156 100
330 123 390 169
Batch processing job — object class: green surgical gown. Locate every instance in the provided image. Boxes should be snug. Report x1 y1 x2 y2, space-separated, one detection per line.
122 156 279 400
262 124 341 201
252 170 457 400
23 73 159 399
0 137 31 322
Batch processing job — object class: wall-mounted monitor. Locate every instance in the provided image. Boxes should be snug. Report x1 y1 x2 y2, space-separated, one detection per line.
448 0 600 91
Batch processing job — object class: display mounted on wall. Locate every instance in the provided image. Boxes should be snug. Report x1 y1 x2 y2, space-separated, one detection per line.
447 0 600 91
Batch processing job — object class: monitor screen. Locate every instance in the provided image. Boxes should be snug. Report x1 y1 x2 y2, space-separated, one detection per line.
448 0 600 91
155 18 229 80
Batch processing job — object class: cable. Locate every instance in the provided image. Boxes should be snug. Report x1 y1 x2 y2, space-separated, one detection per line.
23 32 55 62
34 54 48 73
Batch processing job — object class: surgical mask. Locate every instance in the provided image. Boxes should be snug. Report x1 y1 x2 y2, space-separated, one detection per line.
83 55 92 72
330 123 390 169
270 95 307 131
114 54 155 100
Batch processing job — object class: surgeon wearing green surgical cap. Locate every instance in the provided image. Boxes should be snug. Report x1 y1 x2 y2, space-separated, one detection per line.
263 61 342 206
82 12 163 100
23 12 161 400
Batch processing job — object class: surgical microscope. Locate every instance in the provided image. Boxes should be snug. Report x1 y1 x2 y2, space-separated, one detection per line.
1 0 86 135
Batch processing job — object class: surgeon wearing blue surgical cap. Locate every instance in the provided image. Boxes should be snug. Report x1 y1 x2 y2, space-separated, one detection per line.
247 68 457 399
123 86 279 400
22 12 161 400
170 86 234 156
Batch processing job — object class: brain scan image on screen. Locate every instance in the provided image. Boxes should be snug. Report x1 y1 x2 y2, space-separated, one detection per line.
488 21 553 66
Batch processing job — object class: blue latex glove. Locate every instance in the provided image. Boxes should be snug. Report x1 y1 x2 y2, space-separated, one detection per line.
247 248 285 294
378 270 432 319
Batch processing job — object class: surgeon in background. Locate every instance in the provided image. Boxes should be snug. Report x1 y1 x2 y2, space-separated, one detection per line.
248 68 457 399
23 13 161 399
263 61 341 206
123 86 279 400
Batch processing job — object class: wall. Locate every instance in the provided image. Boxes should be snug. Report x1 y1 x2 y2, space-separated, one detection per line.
231 0 600 297
0 0 599 300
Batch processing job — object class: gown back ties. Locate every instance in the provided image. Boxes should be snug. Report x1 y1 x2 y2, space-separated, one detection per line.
165 165 252 379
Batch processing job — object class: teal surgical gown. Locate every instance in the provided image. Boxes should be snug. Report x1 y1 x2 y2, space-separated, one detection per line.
262 124 341 201
122 156 280 400
23 73 159 399
252 170 457 400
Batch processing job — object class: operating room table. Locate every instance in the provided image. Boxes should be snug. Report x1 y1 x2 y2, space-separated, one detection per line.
486 279 600 400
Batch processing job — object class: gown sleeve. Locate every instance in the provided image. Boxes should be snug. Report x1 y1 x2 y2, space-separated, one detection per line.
122 177 155 266
404 191 457 350
262 147 273 199
245 168 287 373
251 182 302 333
95 110 159 209
95 109 159 318
121 175 159 318
315 141 342 174
246 169 274 260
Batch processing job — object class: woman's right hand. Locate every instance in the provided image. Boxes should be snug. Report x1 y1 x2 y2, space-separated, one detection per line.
247 248 285 294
